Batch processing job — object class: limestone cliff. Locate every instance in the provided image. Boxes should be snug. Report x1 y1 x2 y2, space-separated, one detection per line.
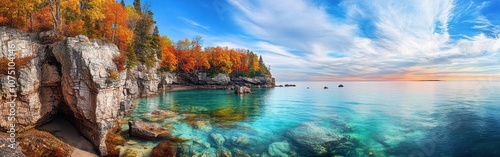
0 27 274 156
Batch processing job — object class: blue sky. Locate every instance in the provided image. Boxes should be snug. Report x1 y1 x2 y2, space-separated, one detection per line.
125 0 500 81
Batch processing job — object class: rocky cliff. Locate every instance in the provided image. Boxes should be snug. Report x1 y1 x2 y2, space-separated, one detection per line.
0 27 274 156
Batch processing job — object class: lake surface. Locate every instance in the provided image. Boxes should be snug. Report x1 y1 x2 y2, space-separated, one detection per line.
121 81 500 157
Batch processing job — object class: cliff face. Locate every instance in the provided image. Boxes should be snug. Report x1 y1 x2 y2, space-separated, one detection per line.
0 28 138 155
0 27 274 156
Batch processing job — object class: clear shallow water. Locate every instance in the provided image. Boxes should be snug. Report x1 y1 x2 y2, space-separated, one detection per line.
122 81 500 157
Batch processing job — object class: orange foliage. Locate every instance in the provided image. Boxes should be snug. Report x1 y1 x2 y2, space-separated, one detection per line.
159 36 178 72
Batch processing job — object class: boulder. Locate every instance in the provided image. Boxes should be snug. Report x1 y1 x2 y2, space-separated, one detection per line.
129 120 169 140
268 141 290 157
235 86 251 94
151 141 177 157
285 122 343 156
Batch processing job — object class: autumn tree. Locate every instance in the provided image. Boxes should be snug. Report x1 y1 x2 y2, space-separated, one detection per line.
176 38 196 72
159 36 177 72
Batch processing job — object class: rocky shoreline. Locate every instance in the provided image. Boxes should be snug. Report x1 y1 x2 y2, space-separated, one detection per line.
0 27 274 156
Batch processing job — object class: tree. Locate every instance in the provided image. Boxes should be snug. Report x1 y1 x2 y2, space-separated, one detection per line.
208 46 233 74
151 26 161 58
159 36 177 72
133 0 142 13
120 0 125 7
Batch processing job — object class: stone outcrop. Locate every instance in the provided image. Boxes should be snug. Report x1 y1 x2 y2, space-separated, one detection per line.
179 72 275 88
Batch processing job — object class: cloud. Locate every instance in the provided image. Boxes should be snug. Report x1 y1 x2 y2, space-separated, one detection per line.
178 17 211 30
225 0 500 81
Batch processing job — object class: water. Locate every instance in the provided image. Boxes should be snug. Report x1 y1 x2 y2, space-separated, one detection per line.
121 81 500 157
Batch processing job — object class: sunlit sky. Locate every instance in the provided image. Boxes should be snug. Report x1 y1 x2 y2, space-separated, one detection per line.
125 0 500 81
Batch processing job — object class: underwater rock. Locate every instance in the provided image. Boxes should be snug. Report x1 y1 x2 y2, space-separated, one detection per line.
124 148 146 157
231 135 249 147
141 110 177 122
210 133 226 147
193 120 213 132
286 122 342 156
268 141 290 157
128 120 169 140
151 141 177 157
233 148 251 157
235 86 251 94
217 148 232 157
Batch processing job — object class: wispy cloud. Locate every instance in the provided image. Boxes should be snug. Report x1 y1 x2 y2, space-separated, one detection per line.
224 0 500 81
178 17 211 30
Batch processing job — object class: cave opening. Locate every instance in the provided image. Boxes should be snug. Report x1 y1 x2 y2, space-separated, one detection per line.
36 46 98 156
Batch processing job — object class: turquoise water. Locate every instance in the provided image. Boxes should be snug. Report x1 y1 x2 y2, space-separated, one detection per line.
122 81 500 156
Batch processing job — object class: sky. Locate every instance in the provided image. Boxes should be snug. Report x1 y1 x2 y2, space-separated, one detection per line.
125 0 500 81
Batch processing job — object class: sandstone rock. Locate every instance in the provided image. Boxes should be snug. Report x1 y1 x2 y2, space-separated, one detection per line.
268 141 290 157
234 86 251 94
151 141 177 157
210 133 225 147
285 122 342 156
0 136 26 157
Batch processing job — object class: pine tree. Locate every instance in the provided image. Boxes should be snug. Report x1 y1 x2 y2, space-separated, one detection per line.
133 0 142 13
120 0 125 7
151 26 161 59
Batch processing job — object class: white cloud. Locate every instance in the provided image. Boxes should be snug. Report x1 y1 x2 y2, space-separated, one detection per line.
178 17 211 30
224 0 500 80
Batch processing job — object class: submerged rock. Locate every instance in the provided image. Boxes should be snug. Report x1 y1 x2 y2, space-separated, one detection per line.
216 148 232 157
124 148 146 157
151 141 177 157
210 133 226 147
268 141 290 157
233 148 251 157
231 135 249 147
141 110 177 122
129 120 169 140
286 122 343 156
234 86 251 94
